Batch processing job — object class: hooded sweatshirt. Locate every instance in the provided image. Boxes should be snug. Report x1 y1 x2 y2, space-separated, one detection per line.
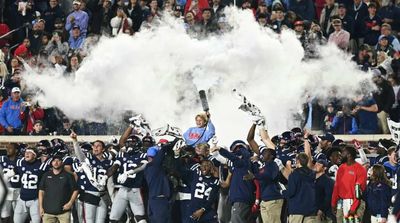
283 167 317 215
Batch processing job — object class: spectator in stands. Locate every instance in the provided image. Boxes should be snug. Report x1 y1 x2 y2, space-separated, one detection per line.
320 0 339 37
45 32 69 62
269 6 290 33
199 8 219 36
68 25 85 51
348 0 368 53
352 92 379 134
43 0 64 34
332 146 367 222
29 120 47 135
4 70 23 95
329 17 350 50
288 0 315 21
110 7 133 36
372 70 395 134
257 13 268 27
323 103 336 131
353 43 373 71
0 87 24 135
302 96 326 134
363 3 381 46
29 20 46 55
8 58 21 75
65 0 89 37
284 153 317 223
377 0 400 32
330 104 359 134
378 23 400 51
256 2 269 19
212 0 225 19
53 18 68 41
376 36 395 57
58 117 74 135
127 0 144 33
388 74 400 122
91 0 113 35
337 4 355 37
65 54 81 74
19 95 45 134
14 39 32 59
185 0 210 21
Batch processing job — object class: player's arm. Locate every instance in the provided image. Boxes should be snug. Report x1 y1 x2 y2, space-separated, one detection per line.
119 126 133 148
303 131 314 169
247 124 260 155
219 147 246 168
259 126 276 149
38 172 47 217
107 164 120 178
38 190 45 217
220 169 232 188
70 132 86 162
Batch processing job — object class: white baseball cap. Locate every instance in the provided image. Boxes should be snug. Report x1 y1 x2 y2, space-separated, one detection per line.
11 87 21 93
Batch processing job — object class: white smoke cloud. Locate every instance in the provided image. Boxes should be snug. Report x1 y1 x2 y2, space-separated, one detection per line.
24 7 373 144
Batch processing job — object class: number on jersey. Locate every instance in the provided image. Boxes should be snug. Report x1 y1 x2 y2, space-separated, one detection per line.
123 163 138 179
21 173 38 189
194 183 212 199
92 167 107 182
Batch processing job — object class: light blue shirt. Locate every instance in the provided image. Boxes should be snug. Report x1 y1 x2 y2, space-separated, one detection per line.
65 10 89 37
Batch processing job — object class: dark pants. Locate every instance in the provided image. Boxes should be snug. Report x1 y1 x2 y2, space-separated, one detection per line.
230 202 251 223
148 197 171 223
179 200 191 223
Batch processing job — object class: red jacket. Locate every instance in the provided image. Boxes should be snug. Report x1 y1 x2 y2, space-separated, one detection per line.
14 44 32 58
19 108 45 133
331 162 367 213
184 0 209 21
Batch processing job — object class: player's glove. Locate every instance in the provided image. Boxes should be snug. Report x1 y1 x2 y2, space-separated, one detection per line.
3 169 15 181
117 173 129 184
274 158 284 171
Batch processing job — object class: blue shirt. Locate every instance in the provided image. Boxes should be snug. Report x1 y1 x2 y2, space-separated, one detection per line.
183 120 215 146
220 148 255 204
0 98 23 129
144 146 171 199
68 35 85 50
65 10 89 37
254 160 283 201
356 97 378 134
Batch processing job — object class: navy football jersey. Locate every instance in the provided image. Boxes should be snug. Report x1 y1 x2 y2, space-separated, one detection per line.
72 160 89 191
15 158 50 201
114 151 148 188
188 170 219 211
74 153 113 192
0 156 21 188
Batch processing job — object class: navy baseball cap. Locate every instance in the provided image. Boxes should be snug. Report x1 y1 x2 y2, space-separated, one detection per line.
313 153 328 167
319 133 335 143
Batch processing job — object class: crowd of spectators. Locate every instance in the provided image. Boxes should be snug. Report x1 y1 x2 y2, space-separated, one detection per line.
0 0 399 135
